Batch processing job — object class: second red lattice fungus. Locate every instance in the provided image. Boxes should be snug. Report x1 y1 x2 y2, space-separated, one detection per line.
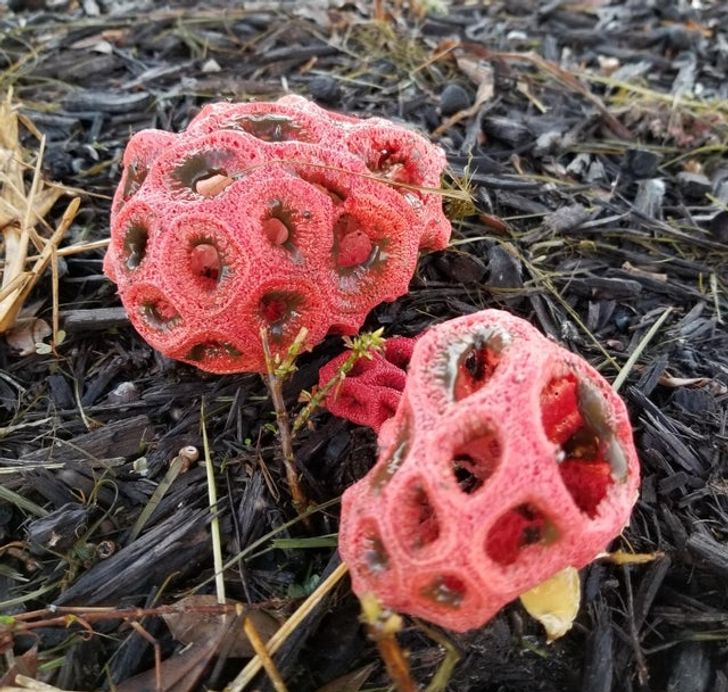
103 96 450 373
318 336 416 432
338 309 640 631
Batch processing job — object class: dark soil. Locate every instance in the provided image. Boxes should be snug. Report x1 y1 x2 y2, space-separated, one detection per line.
1 1 728 691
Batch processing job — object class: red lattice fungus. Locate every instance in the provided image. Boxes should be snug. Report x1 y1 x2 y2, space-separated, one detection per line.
318 336 416 432
104 96 450 373
338 309 640 631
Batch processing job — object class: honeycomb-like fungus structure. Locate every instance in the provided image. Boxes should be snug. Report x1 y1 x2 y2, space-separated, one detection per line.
319 336 416 432
339 309 640 632
104 96 450 373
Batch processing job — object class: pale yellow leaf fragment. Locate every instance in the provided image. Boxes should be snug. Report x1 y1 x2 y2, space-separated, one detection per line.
519 566 580 642
4 674 72 691
599 549 663 565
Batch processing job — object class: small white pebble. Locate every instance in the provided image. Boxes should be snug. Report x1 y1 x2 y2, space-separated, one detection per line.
133 456 149 476
108 381 140 405
202 58 221 73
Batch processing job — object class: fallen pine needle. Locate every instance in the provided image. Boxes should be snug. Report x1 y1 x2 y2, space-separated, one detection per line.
242 616 288 692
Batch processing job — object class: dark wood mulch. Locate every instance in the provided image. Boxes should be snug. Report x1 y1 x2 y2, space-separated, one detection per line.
1 1 728 690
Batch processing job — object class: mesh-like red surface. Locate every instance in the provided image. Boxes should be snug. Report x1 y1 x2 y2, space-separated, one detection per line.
105 96 450 372
338 309 640 631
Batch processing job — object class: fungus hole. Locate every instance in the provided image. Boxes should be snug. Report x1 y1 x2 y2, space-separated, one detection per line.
486 503 556 566
121 161 148 202
359 522 389 575
371 417 410 492
259 291 303 341
186 341 241 362
559 459 612 520
452 334 504 401
140 296 179 330
399 481 440 552
189 242 223 289
262 218 289 246
540 375 615 518
195 172 233 197
260 294 287 322
540 374 582 446
171 151 231 194
334 214 386 271
233 114 307 142
421 575 466 610
451 428 501 495
262 200 295 248
367 146 413 185
123 223 149 270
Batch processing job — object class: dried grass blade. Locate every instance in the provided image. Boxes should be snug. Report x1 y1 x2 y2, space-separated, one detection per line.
0 196 80 332
224 562 349 692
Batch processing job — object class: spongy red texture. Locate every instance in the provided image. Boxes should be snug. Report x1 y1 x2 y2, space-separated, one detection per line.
338 309 640 632
104 96 450 373
319 336 416 432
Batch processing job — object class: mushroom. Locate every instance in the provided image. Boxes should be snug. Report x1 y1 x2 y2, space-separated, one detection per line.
319 336 417 432
104 96 450 373
338 309 640 631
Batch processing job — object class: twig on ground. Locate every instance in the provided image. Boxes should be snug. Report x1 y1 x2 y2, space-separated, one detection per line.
360 593 417 692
